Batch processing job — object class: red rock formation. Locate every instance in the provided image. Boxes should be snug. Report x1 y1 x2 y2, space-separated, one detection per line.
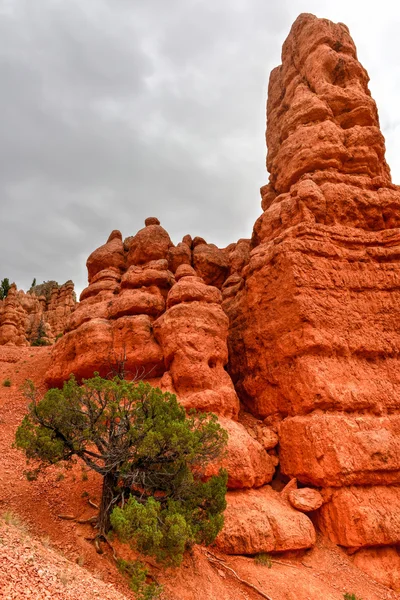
0 281 76 347
318 486 400 547
225 13 400 585
47 221 242 387
352 547 400 591
46 14 400 579
216 486 316 554
288 488 323 513
0 285 29 346
204 417 275 489
153 264 239 418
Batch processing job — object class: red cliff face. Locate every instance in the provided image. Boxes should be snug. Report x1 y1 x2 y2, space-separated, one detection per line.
226 13 400 586
0 281 76 346
46 219 316 554
44 14 400 589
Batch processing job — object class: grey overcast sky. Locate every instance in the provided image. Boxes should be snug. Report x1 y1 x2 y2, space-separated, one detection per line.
1 0 399 295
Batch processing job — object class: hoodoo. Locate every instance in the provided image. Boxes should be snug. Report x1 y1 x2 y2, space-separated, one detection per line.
0 280 76 346
226 13 400 587
40 13 400 592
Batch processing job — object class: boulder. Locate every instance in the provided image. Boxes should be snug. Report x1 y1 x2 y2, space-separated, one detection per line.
216 486 316 554
205 417 275 489
288 488 323 512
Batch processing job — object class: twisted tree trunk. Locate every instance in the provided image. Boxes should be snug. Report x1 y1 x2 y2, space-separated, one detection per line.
98 471 118 536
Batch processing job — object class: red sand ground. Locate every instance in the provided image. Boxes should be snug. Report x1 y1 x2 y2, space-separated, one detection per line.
0 346 398 600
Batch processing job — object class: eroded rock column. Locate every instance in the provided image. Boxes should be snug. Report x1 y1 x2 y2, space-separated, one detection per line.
227 13 400 577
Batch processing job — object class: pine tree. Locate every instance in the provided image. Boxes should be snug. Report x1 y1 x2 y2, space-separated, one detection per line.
15 375 228 563
0 278 10 300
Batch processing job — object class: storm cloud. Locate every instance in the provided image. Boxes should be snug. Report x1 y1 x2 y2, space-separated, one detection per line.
1 0 399 294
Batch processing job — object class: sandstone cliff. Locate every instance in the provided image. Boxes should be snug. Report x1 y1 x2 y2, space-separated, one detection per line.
0 280 76 346
43 13 400 593
226 13 400 589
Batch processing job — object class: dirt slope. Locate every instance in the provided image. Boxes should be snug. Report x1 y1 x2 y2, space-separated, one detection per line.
0 346 398 600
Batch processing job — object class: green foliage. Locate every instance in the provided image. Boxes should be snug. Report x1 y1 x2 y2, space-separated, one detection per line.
111 468 227 567
31 319 49 346
29 280 58 301
30 278 36 290
2 379 11 387
117 559 163 600
254 553 273 568
344 594 362 600
15 375 228 561
23 468 40 481
0 278 10 300
55 332 63 342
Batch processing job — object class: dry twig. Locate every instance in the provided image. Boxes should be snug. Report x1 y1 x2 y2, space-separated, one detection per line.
205 550 274 600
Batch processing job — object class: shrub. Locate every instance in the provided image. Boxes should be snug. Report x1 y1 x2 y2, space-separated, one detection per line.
15 375 228 563
254 553 273 568
3 379 11 387
24 469 39 481
344 594 362 600
118 559 163 600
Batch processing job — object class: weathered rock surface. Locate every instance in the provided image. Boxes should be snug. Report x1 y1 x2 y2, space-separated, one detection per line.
47 222 239 387
266 14 391 195
352 547 400 592
318 486 400 548
0 284 28 346
204 417 275 489
42 14 400 585
279 414 400 487
153 266 240 418
0 281 76 346
216 486 316 554
222 13 400 582
288 488 324 513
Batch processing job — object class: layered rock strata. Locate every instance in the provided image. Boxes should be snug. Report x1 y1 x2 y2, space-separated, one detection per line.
44 13 400 581
46 223 280 496
225 12 400 579
0 281 76 346
46 224 242 385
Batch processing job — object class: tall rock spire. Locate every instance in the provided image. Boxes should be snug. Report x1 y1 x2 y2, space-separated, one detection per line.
266 13 391 196
225 15 400 583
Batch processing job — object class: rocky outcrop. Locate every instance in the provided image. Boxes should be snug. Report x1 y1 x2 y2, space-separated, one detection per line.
0 285 28 346
0 281 76 346
153 264 240 418
46 223 277 496
44 13 400 584
224 12 400 586
47 224 248 388
216 486 316 554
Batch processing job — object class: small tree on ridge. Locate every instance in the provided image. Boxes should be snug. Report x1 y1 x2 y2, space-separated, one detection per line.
0 278 10 300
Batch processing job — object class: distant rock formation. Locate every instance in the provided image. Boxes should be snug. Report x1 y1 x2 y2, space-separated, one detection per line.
45 13 400 588
0 281 76 346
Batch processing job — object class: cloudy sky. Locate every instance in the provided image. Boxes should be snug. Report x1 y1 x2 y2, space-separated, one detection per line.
1 0 399 295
